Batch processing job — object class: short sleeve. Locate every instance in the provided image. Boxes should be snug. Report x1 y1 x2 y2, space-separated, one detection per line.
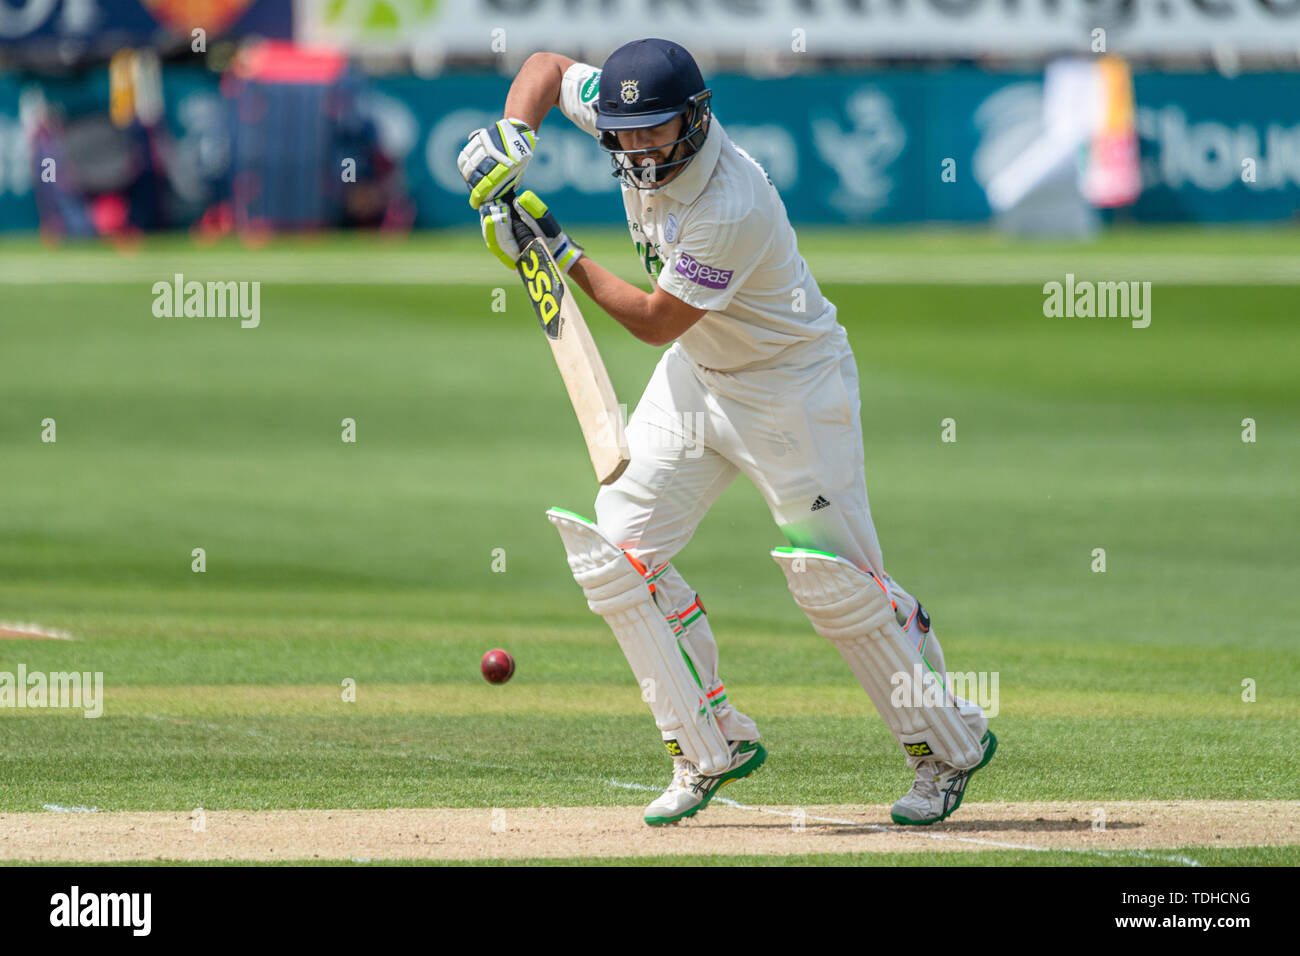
657 206 772 313
558 62 603 139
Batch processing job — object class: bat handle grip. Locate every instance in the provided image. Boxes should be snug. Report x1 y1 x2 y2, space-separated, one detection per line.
499 187 539 252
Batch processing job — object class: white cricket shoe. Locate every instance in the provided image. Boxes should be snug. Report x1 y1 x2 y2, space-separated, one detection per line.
643 740 767 826
890 730 998 826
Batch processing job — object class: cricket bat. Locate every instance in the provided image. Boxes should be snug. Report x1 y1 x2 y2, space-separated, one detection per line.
504 190 631 485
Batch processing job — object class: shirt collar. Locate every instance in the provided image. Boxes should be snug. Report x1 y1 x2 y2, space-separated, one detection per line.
659 118 723 205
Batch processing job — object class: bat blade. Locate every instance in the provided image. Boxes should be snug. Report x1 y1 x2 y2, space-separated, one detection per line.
514 236 630 485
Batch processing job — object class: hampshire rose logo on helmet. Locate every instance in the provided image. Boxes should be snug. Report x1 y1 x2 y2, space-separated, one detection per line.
620 79 639 104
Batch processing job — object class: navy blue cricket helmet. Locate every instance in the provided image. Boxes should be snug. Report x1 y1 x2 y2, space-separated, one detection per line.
593 38 712 190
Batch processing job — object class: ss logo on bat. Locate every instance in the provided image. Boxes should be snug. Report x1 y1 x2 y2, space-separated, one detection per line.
517 242 564 340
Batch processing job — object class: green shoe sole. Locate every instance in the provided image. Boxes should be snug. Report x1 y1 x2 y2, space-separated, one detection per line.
644 743 768 827
890 730 998 827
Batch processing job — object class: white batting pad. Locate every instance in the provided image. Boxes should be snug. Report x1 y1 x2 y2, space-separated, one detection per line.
772 547 985 770
548 507 732 774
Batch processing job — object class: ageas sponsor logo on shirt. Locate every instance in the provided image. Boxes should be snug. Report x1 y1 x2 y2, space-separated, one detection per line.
675 252 733 291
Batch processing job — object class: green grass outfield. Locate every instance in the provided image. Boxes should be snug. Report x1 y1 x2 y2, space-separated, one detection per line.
1 227 1297 863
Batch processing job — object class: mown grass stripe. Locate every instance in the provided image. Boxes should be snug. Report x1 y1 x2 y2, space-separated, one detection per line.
5 683 1290 719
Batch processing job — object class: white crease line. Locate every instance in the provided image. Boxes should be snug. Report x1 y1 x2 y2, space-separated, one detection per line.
612 780 1203 866
43 804 100 813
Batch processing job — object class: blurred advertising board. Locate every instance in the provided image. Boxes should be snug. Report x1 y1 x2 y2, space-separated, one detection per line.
0 0 291 53
1 66 1297 230
375 68 1300 225
295 0 1300 58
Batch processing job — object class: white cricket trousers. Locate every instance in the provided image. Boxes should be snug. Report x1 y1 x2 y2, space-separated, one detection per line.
592 324 984 754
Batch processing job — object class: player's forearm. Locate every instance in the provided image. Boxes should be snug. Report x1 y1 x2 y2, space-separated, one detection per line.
504 52 576 131
567 257 666 346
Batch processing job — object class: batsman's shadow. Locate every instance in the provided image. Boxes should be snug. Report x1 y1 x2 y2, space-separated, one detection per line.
881 818 1145 834
670 816 1143 835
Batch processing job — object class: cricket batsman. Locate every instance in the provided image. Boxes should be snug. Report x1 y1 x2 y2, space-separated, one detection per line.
458 38 997 827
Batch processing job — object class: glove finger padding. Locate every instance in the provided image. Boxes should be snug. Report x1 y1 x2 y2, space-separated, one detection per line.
512 190 584 274
480 199 523 269
458 118 537 209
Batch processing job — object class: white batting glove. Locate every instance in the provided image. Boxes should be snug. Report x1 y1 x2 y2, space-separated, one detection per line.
458 118 537 210
480 198 527 269
511 190 584 273
479 191 583 273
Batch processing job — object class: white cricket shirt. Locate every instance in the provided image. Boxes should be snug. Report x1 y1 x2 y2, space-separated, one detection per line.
558 61 840 372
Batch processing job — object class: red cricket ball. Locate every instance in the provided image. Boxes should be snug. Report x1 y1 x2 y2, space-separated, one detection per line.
480 648 515 684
